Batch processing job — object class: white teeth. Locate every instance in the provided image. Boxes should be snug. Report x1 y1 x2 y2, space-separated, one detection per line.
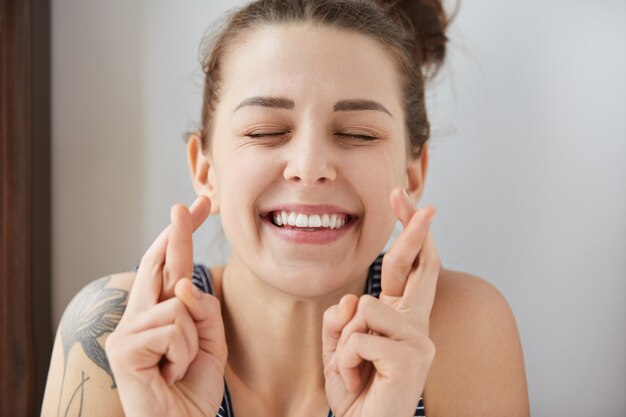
321 214 330 227
296 214 308 227
270 211 350 229
308 214 321 227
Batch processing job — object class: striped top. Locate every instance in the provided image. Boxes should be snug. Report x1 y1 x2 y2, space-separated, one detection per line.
189 254 426 417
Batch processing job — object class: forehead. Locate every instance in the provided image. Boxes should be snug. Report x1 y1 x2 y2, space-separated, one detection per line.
218 24 403 110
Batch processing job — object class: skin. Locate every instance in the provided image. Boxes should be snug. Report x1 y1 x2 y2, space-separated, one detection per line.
40 24 530 417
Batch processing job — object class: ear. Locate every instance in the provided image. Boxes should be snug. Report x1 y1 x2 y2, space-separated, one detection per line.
405 145 429 203
187 132 220 214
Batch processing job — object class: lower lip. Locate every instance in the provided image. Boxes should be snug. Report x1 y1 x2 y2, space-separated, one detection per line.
261 216 356 244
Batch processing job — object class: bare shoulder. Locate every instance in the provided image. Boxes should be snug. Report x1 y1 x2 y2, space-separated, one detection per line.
41 272 137 417
431 268 513 325
424 268 530 417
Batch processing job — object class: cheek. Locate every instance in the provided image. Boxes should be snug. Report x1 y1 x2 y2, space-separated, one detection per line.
214 148 276 234
348 150 404 232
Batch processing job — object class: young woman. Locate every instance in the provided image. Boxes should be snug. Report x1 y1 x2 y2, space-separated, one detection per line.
41 1 530 416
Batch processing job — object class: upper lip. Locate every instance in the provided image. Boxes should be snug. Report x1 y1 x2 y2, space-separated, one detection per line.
260 204 358 218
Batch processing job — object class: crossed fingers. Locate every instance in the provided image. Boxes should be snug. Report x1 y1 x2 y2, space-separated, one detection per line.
381 189 439 330
116 196 213 384
326 188 440 391
124 196 211 319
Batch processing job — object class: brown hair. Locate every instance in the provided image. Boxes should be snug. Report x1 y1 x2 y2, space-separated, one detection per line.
197 0 450 158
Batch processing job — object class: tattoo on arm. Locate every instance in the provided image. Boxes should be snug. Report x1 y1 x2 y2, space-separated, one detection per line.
62 371 90 417
59 276 128 389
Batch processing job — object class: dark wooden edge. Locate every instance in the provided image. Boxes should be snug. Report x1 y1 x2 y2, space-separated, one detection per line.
31 0 52 413
0 0 52 415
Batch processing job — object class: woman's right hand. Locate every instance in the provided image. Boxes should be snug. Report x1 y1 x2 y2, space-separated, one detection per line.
105 196 227 417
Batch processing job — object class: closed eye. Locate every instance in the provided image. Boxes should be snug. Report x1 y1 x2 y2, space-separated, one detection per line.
246 131 290 139
336 133 378 141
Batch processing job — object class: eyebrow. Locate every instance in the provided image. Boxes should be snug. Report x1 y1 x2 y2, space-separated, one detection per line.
233 96 392 117
233 96 295 112
334 99 393 117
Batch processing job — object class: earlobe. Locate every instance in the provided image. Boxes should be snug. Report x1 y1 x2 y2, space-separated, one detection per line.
187 132 219 214
405 145 429 203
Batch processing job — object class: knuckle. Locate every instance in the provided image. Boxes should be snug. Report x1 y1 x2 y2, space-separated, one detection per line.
345 331 363 347
358 294 375 310
165 324 179 340
171 298 187 315
382 252 401 269
414 336 436 363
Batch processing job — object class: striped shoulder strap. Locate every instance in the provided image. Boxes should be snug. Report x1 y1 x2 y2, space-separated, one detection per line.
191 263 214 295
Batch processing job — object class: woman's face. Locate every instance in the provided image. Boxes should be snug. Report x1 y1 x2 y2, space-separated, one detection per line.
205 24 419 298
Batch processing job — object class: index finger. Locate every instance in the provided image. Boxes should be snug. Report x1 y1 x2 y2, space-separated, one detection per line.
123 225 170 319
399 230 440 325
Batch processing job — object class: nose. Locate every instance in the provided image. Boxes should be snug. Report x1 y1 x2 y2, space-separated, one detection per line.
282 128 337 186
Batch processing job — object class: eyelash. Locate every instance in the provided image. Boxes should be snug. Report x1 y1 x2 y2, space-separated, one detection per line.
246 132 288 139
246 132 377 141
336 133 377 141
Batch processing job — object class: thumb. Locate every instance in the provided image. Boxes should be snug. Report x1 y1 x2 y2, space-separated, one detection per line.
321 295 358 372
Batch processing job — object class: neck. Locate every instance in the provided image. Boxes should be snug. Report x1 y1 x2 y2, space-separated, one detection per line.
220 254 367 413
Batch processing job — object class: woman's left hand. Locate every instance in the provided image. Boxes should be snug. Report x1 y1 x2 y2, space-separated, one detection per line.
322 188 440 417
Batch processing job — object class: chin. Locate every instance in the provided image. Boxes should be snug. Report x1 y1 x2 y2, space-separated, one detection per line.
259 262 364 300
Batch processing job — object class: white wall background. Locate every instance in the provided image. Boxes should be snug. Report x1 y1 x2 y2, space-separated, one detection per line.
52 0 626 415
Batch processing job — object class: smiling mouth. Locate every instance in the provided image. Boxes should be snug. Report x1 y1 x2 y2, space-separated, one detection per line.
264 211 356 230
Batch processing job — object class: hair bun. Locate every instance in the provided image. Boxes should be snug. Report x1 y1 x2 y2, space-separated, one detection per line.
379 0 450 76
